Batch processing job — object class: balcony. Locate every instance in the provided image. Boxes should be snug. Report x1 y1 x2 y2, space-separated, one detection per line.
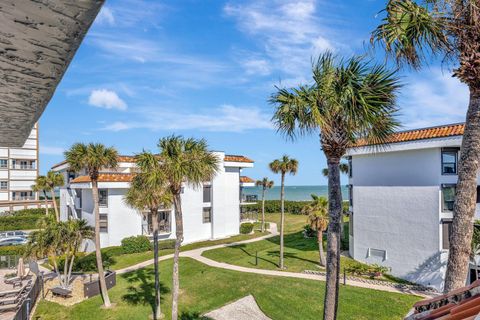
241 194 258 205
11 194 35 201
11 163 36 170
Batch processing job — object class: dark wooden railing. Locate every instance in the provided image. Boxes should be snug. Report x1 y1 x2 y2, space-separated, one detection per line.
13 276 41 320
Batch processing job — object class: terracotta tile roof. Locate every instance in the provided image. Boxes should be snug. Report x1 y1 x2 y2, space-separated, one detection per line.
70 173 133 184
356 123 465 147
224 155 254 163
240 176 255 183
405 280 480 320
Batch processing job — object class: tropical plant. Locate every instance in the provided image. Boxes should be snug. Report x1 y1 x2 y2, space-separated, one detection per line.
271 52 400 320
269 155 298 269
25 215 93 288
255 177 274 232
156 135 219 320
64 143 118 307
44 171 64 221
321 163 349 177
302 195 329 267
124 151 173 320
371 0 480 293
31 178 49 216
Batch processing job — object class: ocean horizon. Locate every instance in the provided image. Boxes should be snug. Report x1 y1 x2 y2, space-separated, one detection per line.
243 185 348 201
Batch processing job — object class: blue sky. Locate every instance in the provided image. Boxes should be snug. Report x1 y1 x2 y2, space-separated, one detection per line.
39 0 469 185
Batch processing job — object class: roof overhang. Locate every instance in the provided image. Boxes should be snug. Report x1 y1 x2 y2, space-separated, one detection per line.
224 161 254 168
0 0 104 147
347 136 463 157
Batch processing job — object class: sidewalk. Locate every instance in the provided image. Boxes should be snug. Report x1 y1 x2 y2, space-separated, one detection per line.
117 223 434 298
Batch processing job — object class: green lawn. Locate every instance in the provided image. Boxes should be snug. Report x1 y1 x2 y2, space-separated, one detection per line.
202 213 406 283
34 258 419 320
109 231 269 270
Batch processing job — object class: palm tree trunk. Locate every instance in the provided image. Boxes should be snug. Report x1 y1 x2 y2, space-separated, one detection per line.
261 188 266 233
50 188 60 222
318 230 326 267
63 247 70 288
152 210 163 319
43 190 49 215
92 180 111 307
323 157 342 320
279 173 285 269
445 89 480 293
67 252 76 287
172 193 183 320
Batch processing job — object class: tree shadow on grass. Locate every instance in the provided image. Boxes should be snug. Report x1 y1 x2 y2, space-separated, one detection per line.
180 311 212 320
121 268 170 315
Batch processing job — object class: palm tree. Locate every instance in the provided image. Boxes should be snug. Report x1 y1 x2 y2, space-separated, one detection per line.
44 171 64 221
269 155 298 269
156 135 219 320
125 151 172 320
321 163 349 177
271 52 400 320
255 178 274 233
302 195 329 267
32 177 49 216
371 0 480 293
64 143 118 308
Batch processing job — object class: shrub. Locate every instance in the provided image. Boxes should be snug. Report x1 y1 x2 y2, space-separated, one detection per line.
121 235 152 254
0 215 42 231
157 239 176 250
303 224 315 238
12 208 53 216
240 223 254 234
341 222 349 251
0 245 26 256
51 247 119 272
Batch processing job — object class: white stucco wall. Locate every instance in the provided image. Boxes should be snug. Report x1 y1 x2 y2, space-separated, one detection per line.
212 166 240 239
352 186 447 290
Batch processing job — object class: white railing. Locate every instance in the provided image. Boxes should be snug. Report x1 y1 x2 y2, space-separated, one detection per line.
66 189 79 219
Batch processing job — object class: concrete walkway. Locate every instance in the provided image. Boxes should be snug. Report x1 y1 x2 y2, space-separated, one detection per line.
117 223 433 297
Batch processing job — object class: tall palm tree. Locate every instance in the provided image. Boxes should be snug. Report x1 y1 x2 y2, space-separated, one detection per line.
271 52 400 320
269 155 298 269
371 0 480 293
321 163 349 177
125 151 172 320
157 135 219 320
64 143 118 308
302 195 329 267
255 178 274 232
32 177 49 216
44 170 64 221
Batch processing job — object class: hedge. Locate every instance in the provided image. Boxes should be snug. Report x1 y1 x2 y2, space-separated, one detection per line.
0 215 42 231
240 223 254 234
244 200 350 215
121 235 152 254
0 245 26 256
52 246 124 272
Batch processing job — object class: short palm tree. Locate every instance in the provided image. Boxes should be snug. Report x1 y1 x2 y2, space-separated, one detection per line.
44 171 64 221
157 135 219 320
271 52 400 320
321 163 349 177
64 143 118 308
371 0 480 293
32 177 49 216
255 178 274 232
302 195 329 267
125 151 172 320
269 155 298 269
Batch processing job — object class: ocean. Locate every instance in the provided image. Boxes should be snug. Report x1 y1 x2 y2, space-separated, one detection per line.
243 185 348 201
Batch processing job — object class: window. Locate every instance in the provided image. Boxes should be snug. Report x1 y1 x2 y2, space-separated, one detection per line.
348 185 353 207
99 189 108 207
99 214 108 233
67 171 76 182
0 181 7 190
442 148 458 175
77 190 82 208
0 159 7 169
11 159 35 170
442 219 453 250
203 185 212 203
202 207 212 223
442 184 456 212
348 157 352 178
12 191 34 201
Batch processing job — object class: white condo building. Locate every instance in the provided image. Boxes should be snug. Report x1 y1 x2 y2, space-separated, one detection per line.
52 152 256 248
0 123 42 212
347 123 480 291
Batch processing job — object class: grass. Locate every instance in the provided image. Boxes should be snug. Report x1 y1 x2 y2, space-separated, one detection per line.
108 231 268 270
203 213 405 283
34 258 419 320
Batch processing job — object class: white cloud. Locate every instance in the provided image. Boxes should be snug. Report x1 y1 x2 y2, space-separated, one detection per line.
242 58 271 76
88 89 127 111
399 69 468 129
40 145 64 156
224 0 339 78
103 105 273 132
95 7 115 26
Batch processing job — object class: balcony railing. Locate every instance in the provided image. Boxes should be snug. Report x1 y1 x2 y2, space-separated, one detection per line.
241 194 258 203
12 195 36 201
11 164 36 170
